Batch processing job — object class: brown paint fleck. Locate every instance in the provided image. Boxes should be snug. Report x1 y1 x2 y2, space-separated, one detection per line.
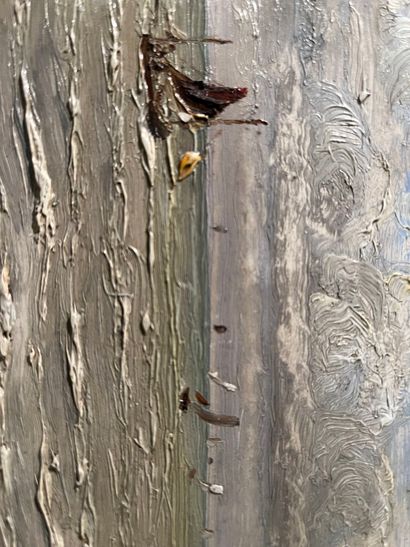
179 387 191 413
195 390 210 406
212 225 228 233
213 325 227 333
188 468 197 480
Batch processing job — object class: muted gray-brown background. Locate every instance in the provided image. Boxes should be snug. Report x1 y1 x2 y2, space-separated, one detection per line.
0 1 409 546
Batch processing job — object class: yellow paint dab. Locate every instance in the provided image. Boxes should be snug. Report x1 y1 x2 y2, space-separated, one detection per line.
177 151 202 181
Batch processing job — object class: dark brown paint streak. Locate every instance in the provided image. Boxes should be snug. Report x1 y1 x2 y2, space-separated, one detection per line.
191 402 240 427
140 33 249 137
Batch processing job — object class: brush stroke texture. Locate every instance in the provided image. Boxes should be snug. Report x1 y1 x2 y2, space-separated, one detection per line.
206 1 410 546
0 1 208 546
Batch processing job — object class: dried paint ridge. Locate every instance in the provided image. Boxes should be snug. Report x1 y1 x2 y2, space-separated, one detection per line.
0 261 15 369
0 259 16 499
19 66 57 321
20 66 56 241
28 343 64 547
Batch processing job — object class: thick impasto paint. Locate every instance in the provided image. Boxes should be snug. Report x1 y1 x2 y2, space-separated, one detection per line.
0 1 409 547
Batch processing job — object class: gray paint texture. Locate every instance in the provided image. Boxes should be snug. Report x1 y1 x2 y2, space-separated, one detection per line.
206 1 410 546
0 1 409 547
